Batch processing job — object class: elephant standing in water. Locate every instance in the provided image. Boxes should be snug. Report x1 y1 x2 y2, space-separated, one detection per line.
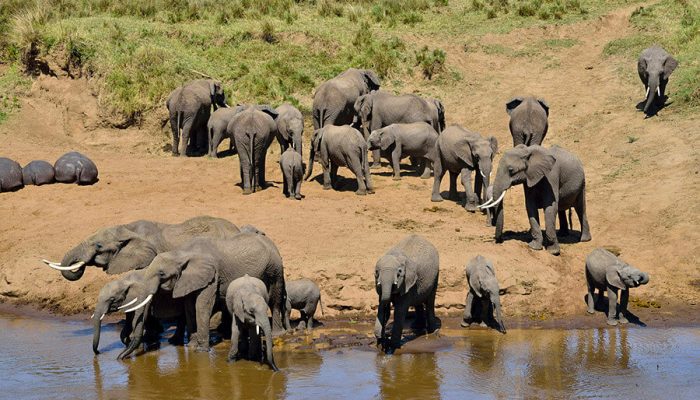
374 235 439 354
167 79 228 156
41 216 239 281
22 160 55 186
227 105 279 194
638 46 677 115
285 278 324 331
226 275 279 371
585 248 649 326
506 97 549 146
480 144 591 255
275 103 304 156
461 255 506 333
0 157 24 192
312 68 380 129
116 230 288 358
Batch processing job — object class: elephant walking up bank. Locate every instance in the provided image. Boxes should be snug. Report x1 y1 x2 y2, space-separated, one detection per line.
304 125 374 195
638 46 678 116
480 144 591 255
374 235 439 354
506 96 549 146
167 79 228 157
312 68 380 130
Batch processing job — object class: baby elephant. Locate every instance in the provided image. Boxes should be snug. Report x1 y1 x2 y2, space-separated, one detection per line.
279 147 304 200
368 122 439 180
54 151 98 185
375 234 439 354
226 275 279 371
22 160 55 186
285 278 323 331
461 255 506 334
585 248 649 326
0 157 24 192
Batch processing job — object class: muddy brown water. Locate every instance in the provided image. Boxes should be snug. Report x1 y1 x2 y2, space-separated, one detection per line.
1 312 699 399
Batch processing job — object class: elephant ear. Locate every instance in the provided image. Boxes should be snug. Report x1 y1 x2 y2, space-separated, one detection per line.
106 227 157 274
637 57 647 77
537 98 550 117
663 56 678 79
363 70 381 91
456 137 475 169
380 129 394 151
605 264 626 290
525 146 556 187
468 273 483 298
172 258 217 298
402 256 418 295
258 105 279 120
312 129 323 153
488 136 499 157
505 97 524 115
433 99 445 131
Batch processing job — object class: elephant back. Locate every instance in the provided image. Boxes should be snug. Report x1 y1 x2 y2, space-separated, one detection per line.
216 233 284 294
0 157 23 192
161 216 240 250
391 235 439 279
168 80 213 113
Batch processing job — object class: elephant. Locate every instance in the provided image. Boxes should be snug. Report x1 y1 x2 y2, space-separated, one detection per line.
167 79 228 157
0 157 24 192
374 235 439 354
367 122 439 180
279 147 304 200
312 68 380 130
207 106 242 158
585 248 649 326
480 144 591 255
54 151 98 185
284 278 323 331
91 270 185 357
275 103 304 157
22 160 55 186
430 125 498 215
638 46 678 115
117 231 288 357
303 125 374 195
41 216 240 281
461 255 506 334
226 275 279 371
505 97 549 146
227 105 279 194
354 91 445 168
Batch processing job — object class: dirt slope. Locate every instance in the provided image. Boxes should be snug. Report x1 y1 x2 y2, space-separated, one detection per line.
0 3 698 323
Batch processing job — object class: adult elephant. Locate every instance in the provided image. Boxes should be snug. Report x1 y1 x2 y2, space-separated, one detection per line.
275 103 304 156
0 157 24 192
42 216 240 281
480 144 591 255
312 68 380 130
227 105 279 194
355 91 445 168
638 46 677 115
167 79 228 157
431 125 498 214
208 106 243 158
116 231 288 358
505 97 549 146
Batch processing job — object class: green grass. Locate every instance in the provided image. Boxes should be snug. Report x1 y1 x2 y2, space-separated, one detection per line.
604 0 700 110
0 64 30 124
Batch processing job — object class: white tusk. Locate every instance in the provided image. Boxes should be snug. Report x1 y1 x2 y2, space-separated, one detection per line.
481 191 506 209
117 298 139 310
656 87 661 97
256 325 260 335
90 313 94 319
480 170 486 179
42 259 85 271
479 197 495 209
123 294 152 313
645 87 650 98
100 313 105 321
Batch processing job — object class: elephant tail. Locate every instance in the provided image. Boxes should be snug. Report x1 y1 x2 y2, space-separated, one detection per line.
317 108 326 129
568 208 573 231
249 132 256 191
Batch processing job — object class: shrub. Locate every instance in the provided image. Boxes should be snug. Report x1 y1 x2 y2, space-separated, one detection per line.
415 46 446 79
260 20 277 44
318 0 344 17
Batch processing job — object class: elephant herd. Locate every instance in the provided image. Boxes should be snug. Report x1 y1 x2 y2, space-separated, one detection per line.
0 151 98 192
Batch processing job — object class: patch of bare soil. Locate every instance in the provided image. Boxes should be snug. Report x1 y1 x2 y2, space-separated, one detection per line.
0 3 698 328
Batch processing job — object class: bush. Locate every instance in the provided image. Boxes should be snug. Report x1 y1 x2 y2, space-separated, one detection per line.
318 0 344 17
415 46 446 79
260 20 277 44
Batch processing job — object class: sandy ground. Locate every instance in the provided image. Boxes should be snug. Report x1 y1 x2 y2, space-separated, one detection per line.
0 3 698 327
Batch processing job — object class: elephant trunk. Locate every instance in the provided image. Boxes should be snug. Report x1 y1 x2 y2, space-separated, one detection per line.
644 74 660 113
293 133 303 158
639 272 650 285
92 303 108 354
257 313 279 371
304 145 316 181
492 297 506 334
378 270 395 304
59 242 93 281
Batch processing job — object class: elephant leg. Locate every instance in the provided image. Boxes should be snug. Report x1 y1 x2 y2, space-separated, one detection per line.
448 171 459 201
322 161 332 190
461 291 475 327
170 113 180 156
282 174 289 197
431 159 445 202
247 325 260 361
179 117 194 157
425 288 438 334
479 297 490 327
353 156 369 195
391 146 402 180
330 163 339 189
420 158 432 179
374 302 390 344
371 149 382 169
558 209 569 236
294 179 302 200
606 286 619 326
618 289 629 324
586 275 596 314
526 197 544 250
194 285 216 352
120 313 134 345
576 189 592 242
388 303 408 352
258 147 268 190
544 204 560 255
462 169 477 212
474 171 483 204
239 148 253 195
143 315 161 345
297 311 307 331
169 316 186 345
269 280 287 335
412 304 426 331
228 319 241 361
184 297 197 345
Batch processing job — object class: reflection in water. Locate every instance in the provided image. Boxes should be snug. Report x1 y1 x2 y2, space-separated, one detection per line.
1 313 699 399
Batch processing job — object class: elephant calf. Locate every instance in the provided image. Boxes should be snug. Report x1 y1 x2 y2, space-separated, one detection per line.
638 46 677 115
208 107 240 158
304 125 374 195
279 147 304 200
22 160 55 186
275 103 304 156
461 255 506 334
285 278 323 331
54 151 98 185
226 275 279 371
585 248 649 326
375 235 439 354
0 157 24 192
368 122 439 180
